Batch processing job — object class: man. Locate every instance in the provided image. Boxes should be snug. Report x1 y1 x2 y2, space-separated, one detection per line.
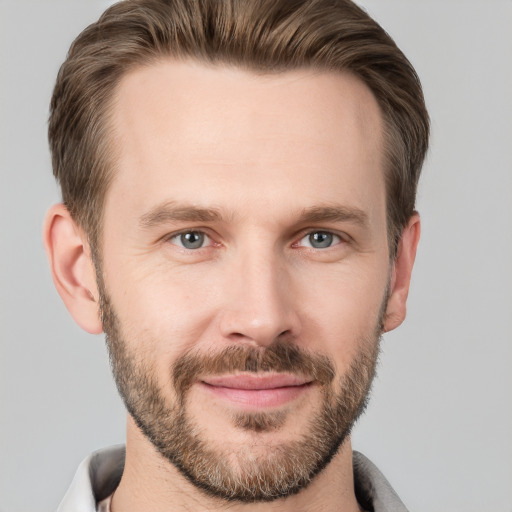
43 0 429 510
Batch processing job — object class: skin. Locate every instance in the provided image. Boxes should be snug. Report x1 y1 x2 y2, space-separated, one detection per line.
44 60 420 511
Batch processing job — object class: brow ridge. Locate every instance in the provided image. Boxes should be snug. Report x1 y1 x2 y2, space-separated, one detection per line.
139 201 222 228
298 205 369 226
139 201 369 229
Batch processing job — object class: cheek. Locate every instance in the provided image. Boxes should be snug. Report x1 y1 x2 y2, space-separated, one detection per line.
296 261 388 368
102 241 389 384
104 258 223 359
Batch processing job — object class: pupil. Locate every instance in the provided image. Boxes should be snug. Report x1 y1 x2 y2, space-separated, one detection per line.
310 232 332 248
181 232 203 249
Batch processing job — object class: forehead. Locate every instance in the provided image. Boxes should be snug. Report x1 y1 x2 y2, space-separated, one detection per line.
106 59 385 225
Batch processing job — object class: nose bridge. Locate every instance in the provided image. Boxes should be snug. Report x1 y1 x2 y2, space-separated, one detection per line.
219 241 300 346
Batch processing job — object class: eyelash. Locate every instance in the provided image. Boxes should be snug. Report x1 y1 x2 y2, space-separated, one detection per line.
167 230 215 250
295 231 343 249
166 229 346 251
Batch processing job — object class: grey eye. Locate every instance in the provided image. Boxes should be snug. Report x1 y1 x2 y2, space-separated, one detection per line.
304 231 339 249
174 231 207 249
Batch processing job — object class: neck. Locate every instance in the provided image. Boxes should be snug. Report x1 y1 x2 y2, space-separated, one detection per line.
111 415 361 512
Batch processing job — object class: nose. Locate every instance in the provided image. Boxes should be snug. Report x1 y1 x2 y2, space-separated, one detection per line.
218 250 301 347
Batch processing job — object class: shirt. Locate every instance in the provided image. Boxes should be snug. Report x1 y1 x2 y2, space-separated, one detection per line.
56 445 409 511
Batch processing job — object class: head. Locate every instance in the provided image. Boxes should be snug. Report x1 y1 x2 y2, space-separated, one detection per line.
45 0 428 504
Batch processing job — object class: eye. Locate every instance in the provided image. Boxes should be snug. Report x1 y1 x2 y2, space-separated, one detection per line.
299 231 342 249
169 231 211 250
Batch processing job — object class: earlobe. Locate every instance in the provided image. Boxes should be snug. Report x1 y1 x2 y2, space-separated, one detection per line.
43 204 103 334
383 213 421 333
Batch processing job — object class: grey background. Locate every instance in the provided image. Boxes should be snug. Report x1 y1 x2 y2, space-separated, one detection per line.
1 1 511 511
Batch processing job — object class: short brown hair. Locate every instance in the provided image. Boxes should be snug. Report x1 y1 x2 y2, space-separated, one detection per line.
49 0 429 253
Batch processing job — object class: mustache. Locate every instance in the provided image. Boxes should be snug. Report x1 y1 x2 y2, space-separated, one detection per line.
172 341 336 399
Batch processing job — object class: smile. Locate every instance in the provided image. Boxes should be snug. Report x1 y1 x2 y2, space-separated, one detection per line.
199 374 314 409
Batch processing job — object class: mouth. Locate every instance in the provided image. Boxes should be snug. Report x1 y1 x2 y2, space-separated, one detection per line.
199 373 314 409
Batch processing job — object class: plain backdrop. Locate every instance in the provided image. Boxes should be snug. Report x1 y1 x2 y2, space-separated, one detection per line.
1 1 511 511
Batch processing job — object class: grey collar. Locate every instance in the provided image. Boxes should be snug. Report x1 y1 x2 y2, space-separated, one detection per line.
353 451 409 512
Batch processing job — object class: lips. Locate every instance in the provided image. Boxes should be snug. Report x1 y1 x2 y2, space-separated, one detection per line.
200 373 313 408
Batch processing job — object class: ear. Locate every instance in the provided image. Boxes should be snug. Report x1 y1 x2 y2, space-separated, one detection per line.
43 204 103 334
383 213 421 333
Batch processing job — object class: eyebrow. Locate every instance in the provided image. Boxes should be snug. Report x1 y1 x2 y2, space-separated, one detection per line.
139 201 223 229
297 205 369 227
139 201 369 229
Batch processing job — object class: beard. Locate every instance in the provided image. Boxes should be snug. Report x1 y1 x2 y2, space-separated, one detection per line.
97 273 383 503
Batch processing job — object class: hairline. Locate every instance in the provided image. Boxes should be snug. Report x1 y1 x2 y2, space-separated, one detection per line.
87 56 402 260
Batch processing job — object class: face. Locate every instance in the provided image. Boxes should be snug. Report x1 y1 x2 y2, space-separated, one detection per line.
98 61 391 501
